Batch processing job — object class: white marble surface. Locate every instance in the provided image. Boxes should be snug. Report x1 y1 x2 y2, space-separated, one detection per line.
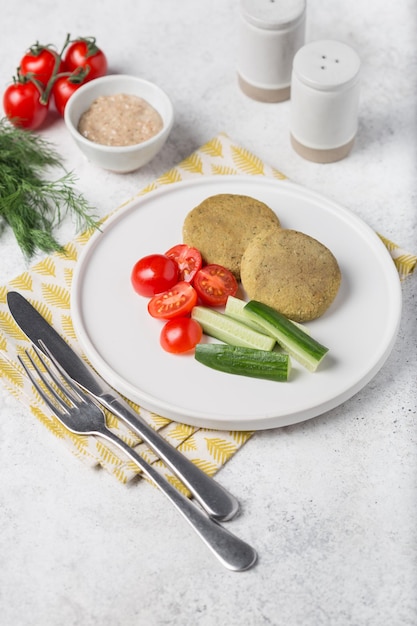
0 1 416 624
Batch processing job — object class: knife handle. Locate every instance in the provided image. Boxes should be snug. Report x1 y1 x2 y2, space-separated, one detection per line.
103 395 240 522
99 426 256 571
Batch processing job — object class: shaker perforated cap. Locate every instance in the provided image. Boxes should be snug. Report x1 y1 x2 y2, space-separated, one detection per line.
290 40 361 162
240 0 306 30
293 40 361 91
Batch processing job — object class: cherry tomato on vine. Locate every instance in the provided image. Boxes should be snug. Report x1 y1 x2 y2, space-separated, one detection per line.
20 46 63 87
52 76 83 115
63 38 108 82
160 317 203 354
193 264 238 307
148 282 198 320
131 254 179 297
165 244 202 283
3 80 48 129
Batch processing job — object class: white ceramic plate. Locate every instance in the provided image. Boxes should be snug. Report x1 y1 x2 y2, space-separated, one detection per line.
71 176 402 430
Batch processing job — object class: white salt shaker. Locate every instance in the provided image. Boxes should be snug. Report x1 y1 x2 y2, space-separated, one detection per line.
237 0 306 102
290 40 361 162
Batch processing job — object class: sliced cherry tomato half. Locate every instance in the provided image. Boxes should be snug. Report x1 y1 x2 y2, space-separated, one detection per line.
131 254 179 297
165 244 202 282
193 264 238 307
160 317 203 354
148 281 198 320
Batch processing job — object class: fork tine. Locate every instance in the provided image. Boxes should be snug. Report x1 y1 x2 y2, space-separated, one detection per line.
37 339 89 404
20 345 85 414
18 350 70 416
33 343 83 406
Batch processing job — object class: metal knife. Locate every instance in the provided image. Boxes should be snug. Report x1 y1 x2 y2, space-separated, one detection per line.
7 291 239 521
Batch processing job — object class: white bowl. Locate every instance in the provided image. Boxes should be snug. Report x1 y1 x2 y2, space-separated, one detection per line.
64 74 174 173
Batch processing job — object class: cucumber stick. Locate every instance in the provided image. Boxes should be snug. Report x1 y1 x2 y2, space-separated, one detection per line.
224 296 271 333
226 295 309 334
244 300 329 372
192 306 275 351
195 344 290 382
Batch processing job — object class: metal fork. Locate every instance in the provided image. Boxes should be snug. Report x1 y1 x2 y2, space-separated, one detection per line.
19 345 257 572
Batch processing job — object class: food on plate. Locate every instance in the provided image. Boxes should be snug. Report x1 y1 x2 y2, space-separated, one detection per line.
192 263 238 307
195 344 290 382
243 300 329 372
225 294 288 333
240 228 341 322
193 297 328 372
131 247 237 313
165 244 202 282
148 281 198 320
182 194 280 279
130 241 332 374
192 305 275 351
160 317 203 354
131 254 179 297
78 94 163 147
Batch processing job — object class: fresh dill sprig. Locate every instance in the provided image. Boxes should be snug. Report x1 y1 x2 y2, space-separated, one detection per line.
0 117 98 259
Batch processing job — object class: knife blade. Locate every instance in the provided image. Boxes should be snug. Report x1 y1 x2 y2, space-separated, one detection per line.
7 291 239 521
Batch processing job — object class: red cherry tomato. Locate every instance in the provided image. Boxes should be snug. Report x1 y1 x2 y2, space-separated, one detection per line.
3 80 48 129
131 254 179 297
148 282 198 320
20 47 63 87
63 39 108 82
165 244 203 283
52 76 83 116
193 264 238 307
160 317 202 354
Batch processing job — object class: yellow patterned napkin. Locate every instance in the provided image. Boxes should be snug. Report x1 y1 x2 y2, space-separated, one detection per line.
0 133 415 491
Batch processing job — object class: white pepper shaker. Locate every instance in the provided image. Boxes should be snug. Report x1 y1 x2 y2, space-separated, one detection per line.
290 40 361 162
237 0 307 103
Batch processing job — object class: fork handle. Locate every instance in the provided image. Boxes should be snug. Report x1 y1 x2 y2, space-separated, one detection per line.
101 395 239 522
98 426 257 572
